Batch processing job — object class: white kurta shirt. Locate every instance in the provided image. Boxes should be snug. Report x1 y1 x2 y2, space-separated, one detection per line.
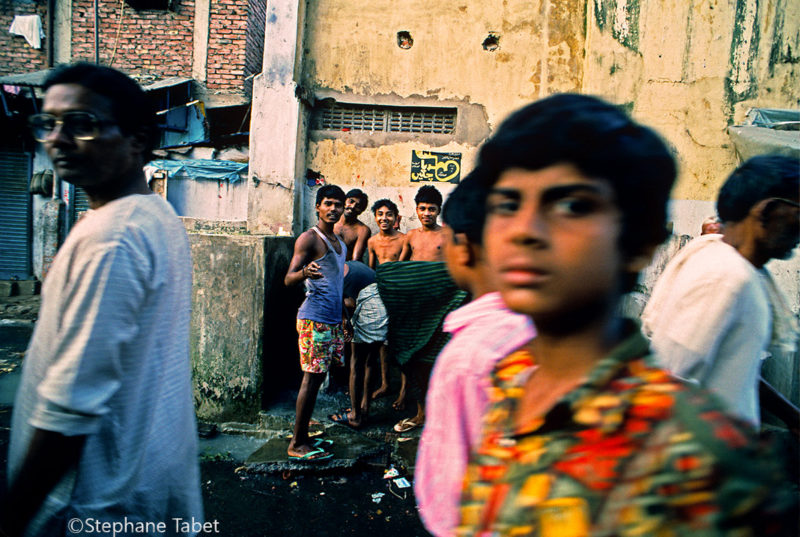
9 194 202 536
642 234 770 426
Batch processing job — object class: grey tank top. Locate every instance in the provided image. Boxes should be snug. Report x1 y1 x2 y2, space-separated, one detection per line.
297 227 347 325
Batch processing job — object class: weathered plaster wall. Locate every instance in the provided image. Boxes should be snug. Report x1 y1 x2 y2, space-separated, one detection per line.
298 0 797 214
189 232 301 421
303 0 586 127
189 233 267 422
584 0 800 201
299 0 587 226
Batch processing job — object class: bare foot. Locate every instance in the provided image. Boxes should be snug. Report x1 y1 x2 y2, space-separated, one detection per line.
391 394 407 411
393 416 423 433
287 443 333 461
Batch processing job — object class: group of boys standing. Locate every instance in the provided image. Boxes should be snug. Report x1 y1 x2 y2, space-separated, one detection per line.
285 182 457 461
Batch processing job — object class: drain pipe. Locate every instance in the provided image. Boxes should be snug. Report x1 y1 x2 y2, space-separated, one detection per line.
94 0 100 64
46 0 54 67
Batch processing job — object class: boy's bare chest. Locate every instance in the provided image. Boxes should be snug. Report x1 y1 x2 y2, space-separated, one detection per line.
336 222 362 244
409 231 445 262
374 235 403 260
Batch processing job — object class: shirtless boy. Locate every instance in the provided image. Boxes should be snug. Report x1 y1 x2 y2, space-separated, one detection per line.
400 185 447 262
367 198 405 268
334 188 371 262
366 198 407 404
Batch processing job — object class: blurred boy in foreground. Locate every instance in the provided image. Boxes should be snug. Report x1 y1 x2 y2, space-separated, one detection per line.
415 174 534 537
456 94 791 535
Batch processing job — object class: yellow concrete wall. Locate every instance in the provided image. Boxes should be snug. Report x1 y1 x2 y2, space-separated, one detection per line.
302 0 587 199
584 0 799 201
302 0 798 204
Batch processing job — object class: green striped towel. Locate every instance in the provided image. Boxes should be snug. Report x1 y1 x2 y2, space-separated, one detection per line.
376 261 468 366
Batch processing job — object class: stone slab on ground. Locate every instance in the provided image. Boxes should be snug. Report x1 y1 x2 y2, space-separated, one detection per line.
15 280 40 296
244 424 386 473
0 282 15 298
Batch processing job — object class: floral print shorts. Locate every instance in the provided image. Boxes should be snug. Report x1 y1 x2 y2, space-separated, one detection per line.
296 318 345 373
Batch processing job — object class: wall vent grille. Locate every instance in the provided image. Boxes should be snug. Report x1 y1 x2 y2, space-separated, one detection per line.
314 102 456 134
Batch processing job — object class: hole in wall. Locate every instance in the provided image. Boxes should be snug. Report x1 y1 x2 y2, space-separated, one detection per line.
482 34 500 52
397 31 413 49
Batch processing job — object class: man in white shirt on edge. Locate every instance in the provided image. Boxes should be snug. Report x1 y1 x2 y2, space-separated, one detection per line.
643 154 799 426
1 63 202 537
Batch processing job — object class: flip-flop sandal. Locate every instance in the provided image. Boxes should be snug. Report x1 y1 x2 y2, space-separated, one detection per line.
329 412 361 430
312 438 333 448
288 446 333 462
393 418 422 433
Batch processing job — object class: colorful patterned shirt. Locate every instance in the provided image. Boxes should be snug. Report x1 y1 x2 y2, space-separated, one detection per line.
457 324 791 537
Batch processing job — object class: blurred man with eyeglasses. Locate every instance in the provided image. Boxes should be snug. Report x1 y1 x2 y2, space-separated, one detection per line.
643 154 800 427
0 63 202 537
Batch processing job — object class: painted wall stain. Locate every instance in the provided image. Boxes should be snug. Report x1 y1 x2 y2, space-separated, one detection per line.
726 0 761 115
594 0 640 52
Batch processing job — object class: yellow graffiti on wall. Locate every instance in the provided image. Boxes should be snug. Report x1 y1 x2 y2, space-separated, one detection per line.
410 150 461 183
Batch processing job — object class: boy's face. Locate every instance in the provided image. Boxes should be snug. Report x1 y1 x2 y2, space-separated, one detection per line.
374 206 398 232
316 197 344 225
344 197 366 219
443 227 470 291
483 164 624 322
416 202 440 228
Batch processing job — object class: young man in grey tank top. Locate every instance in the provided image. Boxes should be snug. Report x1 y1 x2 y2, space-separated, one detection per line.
284 185 349 461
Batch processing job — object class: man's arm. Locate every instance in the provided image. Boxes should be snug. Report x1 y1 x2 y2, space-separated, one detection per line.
351 225 372 263
285 232 322 286
399 232 412 261
367 238 377 269
0 430 86 536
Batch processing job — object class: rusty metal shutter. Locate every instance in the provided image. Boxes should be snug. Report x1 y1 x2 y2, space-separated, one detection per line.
0 151 32 279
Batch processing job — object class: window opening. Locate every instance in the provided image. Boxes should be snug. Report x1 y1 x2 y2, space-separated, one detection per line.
313 102 456 135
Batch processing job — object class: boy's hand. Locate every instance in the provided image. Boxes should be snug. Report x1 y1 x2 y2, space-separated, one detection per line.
342 318 353 342
302 261 322 279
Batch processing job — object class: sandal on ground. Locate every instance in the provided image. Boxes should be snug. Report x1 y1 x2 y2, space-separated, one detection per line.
393 418 422 433
288 446 333 462
329 412 361 430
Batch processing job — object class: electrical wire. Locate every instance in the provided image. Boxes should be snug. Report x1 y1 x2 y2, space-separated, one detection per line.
109 0 125 66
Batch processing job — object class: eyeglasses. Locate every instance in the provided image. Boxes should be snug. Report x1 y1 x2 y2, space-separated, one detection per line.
28 111 115 142
769 197 800 209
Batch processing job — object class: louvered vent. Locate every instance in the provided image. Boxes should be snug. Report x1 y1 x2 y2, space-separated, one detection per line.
314 102 456 134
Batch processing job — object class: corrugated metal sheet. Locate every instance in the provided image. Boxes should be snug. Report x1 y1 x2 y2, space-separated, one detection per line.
0 151 31 279
72 184 90 224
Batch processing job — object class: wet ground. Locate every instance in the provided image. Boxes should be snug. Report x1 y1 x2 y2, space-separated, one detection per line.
0 294 433 536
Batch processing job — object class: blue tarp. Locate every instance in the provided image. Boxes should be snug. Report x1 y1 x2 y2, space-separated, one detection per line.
728 108 800 160
148 159 248 184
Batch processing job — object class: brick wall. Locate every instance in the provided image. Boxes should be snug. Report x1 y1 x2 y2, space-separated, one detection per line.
207 0 248 91
0 0 48 76
71 0 194 80
244 0 265 96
